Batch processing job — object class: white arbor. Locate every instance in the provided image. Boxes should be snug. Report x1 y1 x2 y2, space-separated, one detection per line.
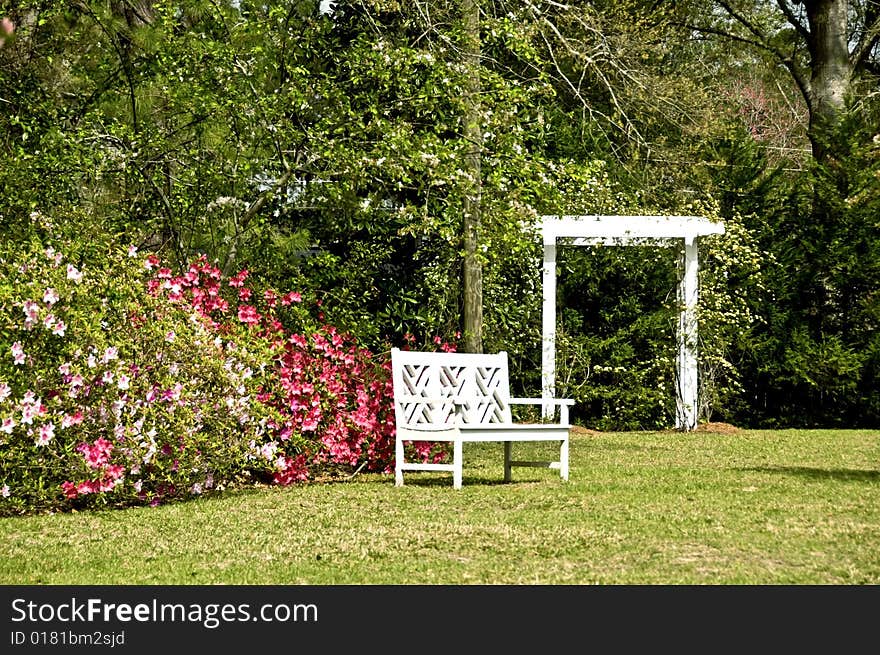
539 215 725 431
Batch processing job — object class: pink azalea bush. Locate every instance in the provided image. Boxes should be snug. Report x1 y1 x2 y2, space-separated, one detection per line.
144 254 409 482
0 228 452 515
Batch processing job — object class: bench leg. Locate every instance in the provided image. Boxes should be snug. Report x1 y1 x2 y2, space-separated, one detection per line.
395 437 404 487
503 441 512 482
453 439 463 489
560 438 569 482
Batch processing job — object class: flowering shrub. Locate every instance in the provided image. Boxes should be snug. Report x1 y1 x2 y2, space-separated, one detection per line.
0 229 455 515
144 254 404 481
0 236 287 514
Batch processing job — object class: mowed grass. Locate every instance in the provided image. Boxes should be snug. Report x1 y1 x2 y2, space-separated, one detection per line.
1 427 878 585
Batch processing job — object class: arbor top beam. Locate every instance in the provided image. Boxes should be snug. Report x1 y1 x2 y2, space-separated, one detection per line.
540 215 725 245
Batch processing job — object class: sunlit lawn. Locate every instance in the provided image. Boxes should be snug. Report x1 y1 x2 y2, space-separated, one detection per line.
1 427 878 584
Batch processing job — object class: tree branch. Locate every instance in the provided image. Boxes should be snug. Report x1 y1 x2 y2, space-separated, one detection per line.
775 0 810 41
852 15 880 70
681 12 812 114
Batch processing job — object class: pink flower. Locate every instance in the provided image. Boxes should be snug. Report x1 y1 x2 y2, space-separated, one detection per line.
0 484 9 498
22 300 40 322
61 411 84 428
1 418 15 434
77 481 98 495
237 305 261 326
11 342 25 365
102 346 118 363
76 438 113 468
228 270 249 287
0 382 10 403
272 455 309 485
36 422 55 446
117 374 130 390
20 404 36 425
61 481 78 499
58 362 71 376
43 314 56 330
161 383 183 403
127 245 138 257
144 254 160 270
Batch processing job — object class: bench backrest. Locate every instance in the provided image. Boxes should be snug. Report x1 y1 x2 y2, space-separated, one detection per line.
390 348 513 428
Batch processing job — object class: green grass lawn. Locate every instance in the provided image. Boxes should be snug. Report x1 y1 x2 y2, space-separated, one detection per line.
1 427 878 584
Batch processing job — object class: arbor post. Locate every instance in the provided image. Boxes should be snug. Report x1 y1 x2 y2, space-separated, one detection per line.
676 238 699 430
541 240 557 419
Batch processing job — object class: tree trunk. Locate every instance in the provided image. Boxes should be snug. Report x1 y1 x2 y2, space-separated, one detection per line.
802 0 851 160
461 0 483 353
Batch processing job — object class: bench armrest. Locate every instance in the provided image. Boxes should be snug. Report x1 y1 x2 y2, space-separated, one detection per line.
508 397 574 424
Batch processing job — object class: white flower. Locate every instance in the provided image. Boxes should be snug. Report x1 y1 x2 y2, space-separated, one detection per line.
66 264 83 284
261 442 278 460
43 288 59 306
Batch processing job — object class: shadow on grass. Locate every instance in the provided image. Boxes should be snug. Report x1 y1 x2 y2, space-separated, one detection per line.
391 475 540 488
736 466 880 483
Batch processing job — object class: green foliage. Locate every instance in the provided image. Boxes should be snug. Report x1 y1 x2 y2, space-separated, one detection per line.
552 245 679 430
698 113 880 428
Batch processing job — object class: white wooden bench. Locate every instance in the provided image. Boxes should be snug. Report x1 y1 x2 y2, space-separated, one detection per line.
391 347 574 489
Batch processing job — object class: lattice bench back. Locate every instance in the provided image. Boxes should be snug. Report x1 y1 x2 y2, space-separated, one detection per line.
391 348 513 428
